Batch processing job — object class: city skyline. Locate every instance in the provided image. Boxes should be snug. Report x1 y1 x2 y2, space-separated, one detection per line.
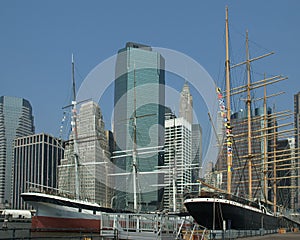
1 1 299 139
1 2 299 209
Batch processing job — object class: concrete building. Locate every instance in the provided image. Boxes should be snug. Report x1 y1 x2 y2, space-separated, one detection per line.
191 124 202 184
276 138 295 209
164 117 192 212
58 101 112 207
294 92 300 210
179 83 193 124
13 133 64 209
179 83 202 190
0 96 35 208
113 42 165 212
164 107 176 121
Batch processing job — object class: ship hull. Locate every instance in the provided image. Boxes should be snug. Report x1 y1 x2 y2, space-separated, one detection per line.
184 197 279 230
21 192 114 232
31 216 100 232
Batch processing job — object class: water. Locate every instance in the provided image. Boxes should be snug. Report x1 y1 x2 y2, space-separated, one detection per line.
0 220 101 240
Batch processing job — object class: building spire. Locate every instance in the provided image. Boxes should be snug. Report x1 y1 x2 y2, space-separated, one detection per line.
179 82 193 124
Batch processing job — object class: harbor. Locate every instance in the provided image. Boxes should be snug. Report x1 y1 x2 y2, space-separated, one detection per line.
6 7 300 239
1 2 300 240
1 202 299 239
1 217 300 240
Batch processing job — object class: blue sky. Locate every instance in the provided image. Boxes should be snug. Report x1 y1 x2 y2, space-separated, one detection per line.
1 0 299 139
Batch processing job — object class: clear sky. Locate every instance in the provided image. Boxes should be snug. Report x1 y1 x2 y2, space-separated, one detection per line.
1 0 299 139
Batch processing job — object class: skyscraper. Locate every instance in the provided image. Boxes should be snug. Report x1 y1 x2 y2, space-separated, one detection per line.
191 124 202 183
59 101 112 206
276 138 295 209
164 117 192 212
113 42 165 212
164 106 176 120
0 96 35 208
179 83 202 187
13 133 64 209
179 82 193 124
294 92 300 209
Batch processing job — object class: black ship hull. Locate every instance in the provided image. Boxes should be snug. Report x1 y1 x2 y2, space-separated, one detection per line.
184 197 279 230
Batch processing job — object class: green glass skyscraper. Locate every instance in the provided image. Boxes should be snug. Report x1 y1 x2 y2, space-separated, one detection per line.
113 42 165 212
0 96 35 208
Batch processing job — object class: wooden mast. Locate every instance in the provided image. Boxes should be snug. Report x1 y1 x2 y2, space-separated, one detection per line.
246 31 253 199
225 6 233 194
273 108 277 213
263 74 268 201
71 54 80 200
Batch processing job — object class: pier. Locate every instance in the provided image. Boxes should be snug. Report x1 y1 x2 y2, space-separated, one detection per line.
240 231 300 240
1 213 300 239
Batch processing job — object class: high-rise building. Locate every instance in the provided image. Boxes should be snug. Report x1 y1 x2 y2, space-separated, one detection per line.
179 83 193 124
105 130 115 155
113 42 165 212
164 106 176 120
13 133 64 209
294 92 300 210
164 117 192 212
276 138 295 209
58 101 112 206
0 96 35 208
191 124 202 183
179 83 202 189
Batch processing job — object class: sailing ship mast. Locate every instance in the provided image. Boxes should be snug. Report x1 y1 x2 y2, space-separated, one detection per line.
185 7 300 230
246 31 253 200
224 7 289 202
263 75 268 202
71 54 80 200
272 109 277 213
225 6 233 194
132 64 139 212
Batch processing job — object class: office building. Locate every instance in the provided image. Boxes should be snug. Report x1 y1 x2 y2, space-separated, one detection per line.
13 133 64 209
58 101 112 206
0 96 35 208
179 83 202 189
105 130 115 155
113 42 165 212
191 124 202 183
276 138 295 209
294 92 300 210
164 106 176 120
164 117 192 212
179 83 193 124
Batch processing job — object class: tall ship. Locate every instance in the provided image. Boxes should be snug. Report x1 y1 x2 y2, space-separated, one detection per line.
184 7 300 231
21 55 118 232
21 57 184 238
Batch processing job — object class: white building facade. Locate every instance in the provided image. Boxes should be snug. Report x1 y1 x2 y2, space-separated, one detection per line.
58 101 112 207
164 117 192 212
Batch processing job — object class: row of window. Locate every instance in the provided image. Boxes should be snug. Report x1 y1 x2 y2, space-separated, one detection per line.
15 134 63 147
